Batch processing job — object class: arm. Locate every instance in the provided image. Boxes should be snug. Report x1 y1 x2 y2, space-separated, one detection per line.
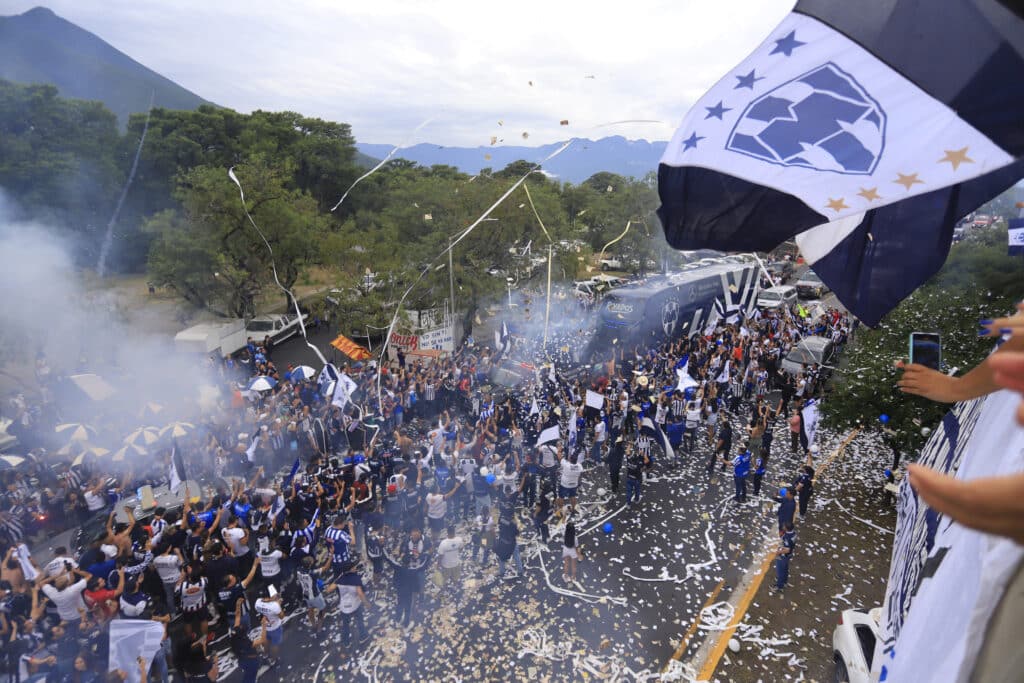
357 585 371 610
897 333 1024 402
247 467 264 491
111 568 126 598
208 507 224 534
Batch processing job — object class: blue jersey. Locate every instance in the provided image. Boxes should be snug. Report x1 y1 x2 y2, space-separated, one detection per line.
732 452 751 478
323 526 352 564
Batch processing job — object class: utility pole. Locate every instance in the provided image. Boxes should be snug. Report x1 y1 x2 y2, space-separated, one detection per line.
448 234 456 322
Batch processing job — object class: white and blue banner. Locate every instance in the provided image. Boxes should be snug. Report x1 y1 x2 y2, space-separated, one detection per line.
1009 217 1024 256
658 0 1024 326
877 386 1024 682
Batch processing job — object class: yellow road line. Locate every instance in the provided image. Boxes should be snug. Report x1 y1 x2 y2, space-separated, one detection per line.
668 577 726 663
690 430 860 679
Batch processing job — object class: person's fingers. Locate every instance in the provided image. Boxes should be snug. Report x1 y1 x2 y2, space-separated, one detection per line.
908 465 1024 543
990 353 1024 393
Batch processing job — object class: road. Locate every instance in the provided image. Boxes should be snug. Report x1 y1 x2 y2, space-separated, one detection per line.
208 400 817 681
232 269 844 681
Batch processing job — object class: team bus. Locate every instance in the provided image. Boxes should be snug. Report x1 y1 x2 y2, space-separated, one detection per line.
591 262 760 351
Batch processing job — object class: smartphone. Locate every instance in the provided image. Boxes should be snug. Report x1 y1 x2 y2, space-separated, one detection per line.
910 332 942 371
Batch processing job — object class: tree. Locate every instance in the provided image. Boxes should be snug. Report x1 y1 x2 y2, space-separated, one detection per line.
822 225 1024 451
144 157 322 317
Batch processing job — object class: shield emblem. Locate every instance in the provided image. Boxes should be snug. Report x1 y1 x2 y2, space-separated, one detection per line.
727 62 886 175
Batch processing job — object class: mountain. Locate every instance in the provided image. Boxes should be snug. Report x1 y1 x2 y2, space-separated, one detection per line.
0 6 213 127
356 135 668 183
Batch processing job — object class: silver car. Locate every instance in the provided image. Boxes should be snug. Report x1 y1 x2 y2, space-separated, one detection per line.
781 336 834 375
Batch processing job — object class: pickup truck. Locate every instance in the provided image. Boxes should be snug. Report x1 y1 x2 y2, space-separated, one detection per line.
599 256 623 271
244 313 309 345
174 313 308 357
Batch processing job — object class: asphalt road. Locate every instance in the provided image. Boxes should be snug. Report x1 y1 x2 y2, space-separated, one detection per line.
209 376 813 681
235 272 841 681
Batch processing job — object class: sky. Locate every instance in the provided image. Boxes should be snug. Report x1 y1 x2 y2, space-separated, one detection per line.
2 0 794 147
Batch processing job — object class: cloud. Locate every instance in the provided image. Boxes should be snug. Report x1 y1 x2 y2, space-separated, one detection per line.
4 0 792 145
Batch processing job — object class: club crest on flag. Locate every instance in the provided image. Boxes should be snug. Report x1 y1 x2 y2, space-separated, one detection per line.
727 63 886 175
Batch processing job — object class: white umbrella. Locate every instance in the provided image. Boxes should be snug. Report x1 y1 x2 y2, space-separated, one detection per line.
0 455 26 470
290 365 317 381
71 446 110 466
112 443 147 462
55 423 96 443
248 376 278 392
124 426 161 447
160 421 195 440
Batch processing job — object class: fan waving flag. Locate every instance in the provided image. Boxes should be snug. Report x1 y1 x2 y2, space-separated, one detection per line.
658 0 1024 326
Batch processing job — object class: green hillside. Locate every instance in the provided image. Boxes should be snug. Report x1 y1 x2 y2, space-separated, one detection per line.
0 6 213 127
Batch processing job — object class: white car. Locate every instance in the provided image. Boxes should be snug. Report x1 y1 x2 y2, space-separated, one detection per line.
756 285 798 310
599 256 623 271
832 607 881 683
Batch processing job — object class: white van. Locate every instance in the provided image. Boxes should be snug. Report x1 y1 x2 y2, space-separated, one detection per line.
756 285 798 310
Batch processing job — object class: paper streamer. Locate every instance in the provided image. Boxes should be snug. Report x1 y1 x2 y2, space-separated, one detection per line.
831 499 894 535
597 220 632 267
375 139 573 404
330 117 434 212
227 167 328 368
98 90 155 278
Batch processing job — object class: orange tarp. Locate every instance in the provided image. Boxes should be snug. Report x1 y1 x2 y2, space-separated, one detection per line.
330 333 372 360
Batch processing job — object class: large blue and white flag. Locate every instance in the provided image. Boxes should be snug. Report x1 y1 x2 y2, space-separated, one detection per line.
658 0 1024 326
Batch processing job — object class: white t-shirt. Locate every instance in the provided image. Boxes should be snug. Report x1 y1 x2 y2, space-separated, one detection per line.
222 527 250 556
43 556 77 578
153 554 182 584
539 445 558 468
560 461 584 489
685 409 702 429
259 550 283 577
83 490 106 512
254 597 283 630
594 421 607 443
426 493 446 519
42 580 87 621
437 537 465 569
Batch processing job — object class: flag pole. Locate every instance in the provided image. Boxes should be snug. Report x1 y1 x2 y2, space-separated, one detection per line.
544 243 553 348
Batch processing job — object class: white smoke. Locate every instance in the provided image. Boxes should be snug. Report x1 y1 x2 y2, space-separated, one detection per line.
0 190 219 460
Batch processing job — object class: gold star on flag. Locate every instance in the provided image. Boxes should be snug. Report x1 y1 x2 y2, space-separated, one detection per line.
938 147 973 171
894 172 924 191
857 187 881 202
825 197 849 212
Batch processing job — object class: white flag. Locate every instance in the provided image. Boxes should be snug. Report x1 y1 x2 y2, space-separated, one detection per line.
802 398 820 447
109 619 166 683
536 424 560 446
585 390 605 410
529 397 539 416
332 372 359 410
676 367 699 392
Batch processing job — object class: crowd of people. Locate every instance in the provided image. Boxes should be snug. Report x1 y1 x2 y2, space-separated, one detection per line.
0 283 851 682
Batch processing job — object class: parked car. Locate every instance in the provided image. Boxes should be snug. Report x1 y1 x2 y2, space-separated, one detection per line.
832 607 881 683
599 256 623 271
781 335 835 375
795 270 829 299
756 285 798 310
245 313 309 345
